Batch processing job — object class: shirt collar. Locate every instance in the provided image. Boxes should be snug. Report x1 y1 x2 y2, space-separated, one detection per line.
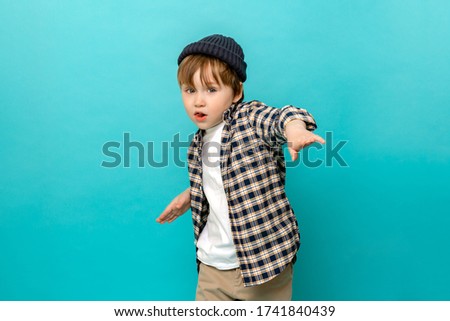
193 129 204 144
222 103 240 124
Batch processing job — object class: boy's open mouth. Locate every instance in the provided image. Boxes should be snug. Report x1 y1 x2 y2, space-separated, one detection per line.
194 112 207 121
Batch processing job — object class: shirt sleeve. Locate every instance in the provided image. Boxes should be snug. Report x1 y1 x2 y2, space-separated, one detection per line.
246 100 317 147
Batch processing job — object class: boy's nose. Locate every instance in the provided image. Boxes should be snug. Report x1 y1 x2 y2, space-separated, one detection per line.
194 93 206 107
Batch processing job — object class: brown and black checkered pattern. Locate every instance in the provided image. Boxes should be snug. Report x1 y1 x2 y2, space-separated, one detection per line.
188 100 317 287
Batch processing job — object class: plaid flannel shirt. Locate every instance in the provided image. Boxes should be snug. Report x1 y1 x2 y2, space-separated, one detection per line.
187 100 317 287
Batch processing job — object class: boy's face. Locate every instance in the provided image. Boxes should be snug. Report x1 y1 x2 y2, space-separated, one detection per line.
181 66 241 130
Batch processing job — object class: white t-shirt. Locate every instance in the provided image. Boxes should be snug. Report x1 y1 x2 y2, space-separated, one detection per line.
196 121 239 270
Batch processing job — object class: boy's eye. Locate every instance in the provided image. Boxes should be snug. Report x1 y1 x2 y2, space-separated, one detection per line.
184 88 195 94
207 87 217 93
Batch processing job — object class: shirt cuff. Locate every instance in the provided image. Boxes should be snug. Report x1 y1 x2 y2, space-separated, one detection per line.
278 105 317 135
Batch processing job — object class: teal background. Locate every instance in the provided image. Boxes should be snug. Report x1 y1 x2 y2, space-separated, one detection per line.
1 0 449 300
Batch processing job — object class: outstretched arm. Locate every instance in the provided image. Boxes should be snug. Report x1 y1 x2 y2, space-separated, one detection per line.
156 187 190 224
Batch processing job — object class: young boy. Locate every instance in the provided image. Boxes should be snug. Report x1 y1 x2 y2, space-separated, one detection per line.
156 34 324 300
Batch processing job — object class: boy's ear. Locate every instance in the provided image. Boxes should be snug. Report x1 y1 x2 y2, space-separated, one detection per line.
233 82 243 103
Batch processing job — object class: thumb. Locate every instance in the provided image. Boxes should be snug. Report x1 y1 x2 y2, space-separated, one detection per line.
288 146 298 162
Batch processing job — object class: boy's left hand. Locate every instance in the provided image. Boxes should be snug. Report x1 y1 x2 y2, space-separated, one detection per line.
285 120 325 161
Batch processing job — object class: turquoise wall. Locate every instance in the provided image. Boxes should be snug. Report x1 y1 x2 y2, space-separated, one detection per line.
1 0 449 300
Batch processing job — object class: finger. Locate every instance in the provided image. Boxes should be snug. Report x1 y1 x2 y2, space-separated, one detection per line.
314 134 325 144
156 213 169 223
167 211 180 223
159 210 177 224
303 139 316 148
157 205 175 223
156 216 166 224
166 209 176 220
156 212 166 223
158 211 171 222
160 205 173 216
288 147 298 161
302 135 325 148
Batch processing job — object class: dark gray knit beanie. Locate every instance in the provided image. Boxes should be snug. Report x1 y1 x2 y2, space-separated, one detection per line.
177 34 247 82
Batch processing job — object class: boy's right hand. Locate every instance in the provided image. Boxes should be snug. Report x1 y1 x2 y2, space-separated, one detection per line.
156 188 191 224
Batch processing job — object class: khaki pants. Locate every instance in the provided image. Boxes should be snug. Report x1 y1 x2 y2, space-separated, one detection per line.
195 262 293 301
